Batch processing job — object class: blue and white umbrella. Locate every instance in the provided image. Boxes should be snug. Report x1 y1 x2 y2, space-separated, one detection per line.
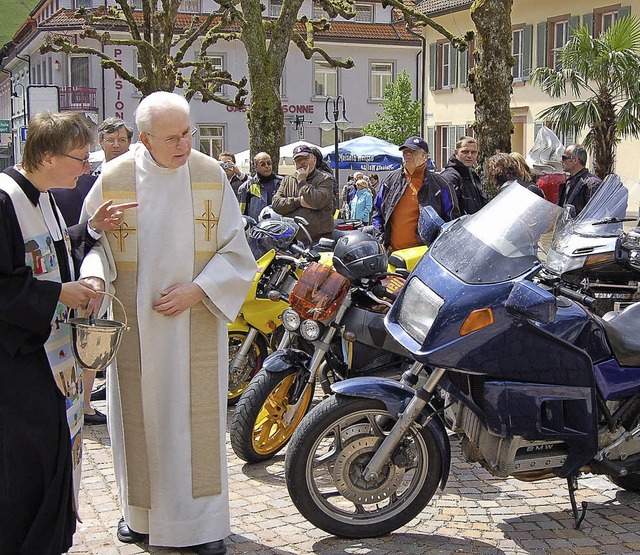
321 136 402 172
322 135 436 172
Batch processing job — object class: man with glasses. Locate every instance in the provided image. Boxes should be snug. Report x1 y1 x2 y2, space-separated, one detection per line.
52 117 134 423
558 144 602 215
237 152 282 221
272 144 335 244
373 136 459 252
79 92 256 555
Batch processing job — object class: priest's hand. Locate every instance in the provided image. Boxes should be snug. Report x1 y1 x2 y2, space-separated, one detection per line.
59 281 98 310
153 283 206 317
88 200 138 233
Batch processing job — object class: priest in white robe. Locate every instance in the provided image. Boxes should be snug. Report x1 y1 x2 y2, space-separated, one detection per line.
80 92 256 555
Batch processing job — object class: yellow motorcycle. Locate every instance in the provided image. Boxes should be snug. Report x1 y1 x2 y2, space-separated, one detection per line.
228 217 329 404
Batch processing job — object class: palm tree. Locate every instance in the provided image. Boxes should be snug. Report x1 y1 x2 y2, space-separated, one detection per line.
533 15 640 178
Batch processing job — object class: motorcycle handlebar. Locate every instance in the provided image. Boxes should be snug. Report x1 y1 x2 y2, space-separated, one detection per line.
555 284 597 308
289 242 321 262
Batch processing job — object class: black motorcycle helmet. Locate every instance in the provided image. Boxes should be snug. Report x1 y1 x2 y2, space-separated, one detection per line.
247 219 299 259
333 231 388 281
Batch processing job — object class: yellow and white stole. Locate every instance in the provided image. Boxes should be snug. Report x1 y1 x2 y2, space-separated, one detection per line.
0 173 83 507
100 149 224 508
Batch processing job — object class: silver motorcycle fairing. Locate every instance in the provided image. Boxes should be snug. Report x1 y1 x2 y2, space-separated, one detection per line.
331 376 451 490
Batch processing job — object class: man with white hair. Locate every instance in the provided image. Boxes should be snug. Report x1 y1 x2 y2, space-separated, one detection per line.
80 92 256 555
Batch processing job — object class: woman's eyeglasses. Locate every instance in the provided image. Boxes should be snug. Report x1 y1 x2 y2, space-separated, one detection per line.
64 153 91 165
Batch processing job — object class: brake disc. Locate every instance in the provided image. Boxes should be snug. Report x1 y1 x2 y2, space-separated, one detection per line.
332 435 404 503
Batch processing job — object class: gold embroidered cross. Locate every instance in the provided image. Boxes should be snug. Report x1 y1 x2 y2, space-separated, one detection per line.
195 199 219 242
110 222 136 252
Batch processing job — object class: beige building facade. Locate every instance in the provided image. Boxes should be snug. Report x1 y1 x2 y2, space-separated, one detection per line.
419 0 639 181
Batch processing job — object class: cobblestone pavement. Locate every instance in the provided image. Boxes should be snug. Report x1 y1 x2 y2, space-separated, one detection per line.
70 395 640 555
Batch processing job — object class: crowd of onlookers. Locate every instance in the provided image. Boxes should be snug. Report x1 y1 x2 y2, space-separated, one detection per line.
224 134 602 254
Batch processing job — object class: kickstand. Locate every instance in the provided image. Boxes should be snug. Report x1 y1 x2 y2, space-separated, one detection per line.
567 475 588 529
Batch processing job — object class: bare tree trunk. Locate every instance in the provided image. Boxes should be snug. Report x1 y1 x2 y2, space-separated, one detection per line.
470 0 514 197
592 93 617 179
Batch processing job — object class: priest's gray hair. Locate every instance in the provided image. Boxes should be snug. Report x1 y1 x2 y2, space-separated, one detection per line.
135 92 191 134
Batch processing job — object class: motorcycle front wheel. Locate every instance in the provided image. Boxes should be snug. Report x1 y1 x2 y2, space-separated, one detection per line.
227 331 268 406
230 366 314 463
285 395 442 538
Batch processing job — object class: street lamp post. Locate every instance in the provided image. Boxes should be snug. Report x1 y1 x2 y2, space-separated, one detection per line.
319 95 350 185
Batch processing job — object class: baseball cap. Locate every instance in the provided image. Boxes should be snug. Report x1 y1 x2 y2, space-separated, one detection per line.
400 136 429 153
293 144 313 159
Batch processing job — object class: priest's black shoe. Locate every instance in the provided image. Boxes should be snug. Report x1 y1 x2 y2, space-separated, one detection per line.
191 540 227 555
116 518 146 543
84 409 107 425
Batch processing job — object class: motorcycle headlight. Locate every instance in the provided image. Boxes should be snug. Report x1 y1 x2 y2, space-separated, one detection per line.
281 308 301 332
299 319 322 341
545 249 586 275
397 277 444 345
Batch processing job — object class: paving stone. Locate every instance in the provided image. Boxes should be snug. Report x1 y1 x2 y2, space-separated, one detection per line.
69 405 640 554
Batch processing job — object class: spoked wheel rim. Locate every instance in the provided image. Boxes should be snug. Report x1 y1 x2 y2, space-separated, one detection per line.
306 407 431 526
251 373 313 456
227 332 263 403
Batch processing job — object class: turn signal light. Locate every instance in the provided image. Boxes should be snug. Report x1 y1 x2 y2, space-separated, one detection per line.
459 308 494 336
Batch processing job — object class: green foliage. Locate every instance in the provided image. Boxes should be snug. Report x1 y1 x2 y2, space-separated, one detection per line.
362 70 421 145
0 0 39 45
532 15 640 177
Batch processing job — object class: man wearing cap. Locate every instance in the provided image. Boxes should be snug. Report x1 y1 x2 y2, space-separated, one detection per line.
271 144 335 243
372 136 459 252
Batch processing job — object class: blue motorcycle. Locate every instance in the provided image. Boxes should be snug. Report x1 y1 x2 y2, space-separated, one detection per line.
284 181 640 538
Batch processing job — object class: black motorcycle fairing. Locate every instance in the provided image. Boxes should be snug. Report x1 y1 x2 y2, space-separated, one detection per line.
331 377 451 490
340 303 412 358
261 348 311 374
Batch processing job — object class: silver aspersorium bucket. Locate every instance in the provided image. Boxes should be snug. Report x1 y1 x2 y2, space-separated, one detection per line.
67 292 129 370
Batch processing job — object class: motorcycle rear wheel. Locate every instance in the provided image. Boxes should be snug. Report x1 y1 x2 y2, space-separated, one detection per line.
285 395 442 538
230 367 314 463
227 331 268 406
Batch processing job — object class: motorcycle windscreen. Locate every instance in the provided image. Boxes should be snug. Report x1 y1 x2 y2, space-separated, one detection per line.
429 182 563 284
545 174 629 275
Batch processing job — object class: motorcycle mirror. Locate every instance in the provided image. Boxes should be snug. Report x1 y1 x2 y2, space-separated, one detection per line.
418 205 445 246
293 216 310 227
505 281 557 324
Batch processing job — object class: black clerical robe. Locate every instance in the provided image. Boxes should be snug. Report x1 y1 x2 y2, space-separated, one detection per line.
0 167 92 555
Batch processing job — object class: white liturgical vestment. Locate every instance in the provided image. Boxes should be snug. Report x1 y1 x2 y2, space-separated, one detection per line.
80 145 256 546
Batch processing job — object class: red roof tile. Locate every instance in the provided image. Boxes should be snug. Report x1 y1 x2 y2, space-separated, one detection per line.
37 9 419 45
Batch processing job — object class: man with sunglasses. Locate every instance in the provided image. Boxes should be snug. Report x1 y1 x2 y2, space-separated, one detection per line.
558 144 602 215
237 152 282 221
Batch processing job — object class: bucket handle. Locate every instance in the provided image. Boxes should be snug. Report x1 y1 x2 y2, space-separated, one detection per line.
67 290 129 329
96 291 129 329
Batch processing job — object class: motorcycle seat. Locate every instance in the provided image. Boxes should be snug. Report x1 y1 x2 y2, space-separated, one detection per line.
600 302 640 367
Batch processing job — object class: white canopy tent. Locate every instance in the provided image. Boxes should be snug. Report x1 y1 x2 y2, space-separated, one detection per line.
235 140 321 175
